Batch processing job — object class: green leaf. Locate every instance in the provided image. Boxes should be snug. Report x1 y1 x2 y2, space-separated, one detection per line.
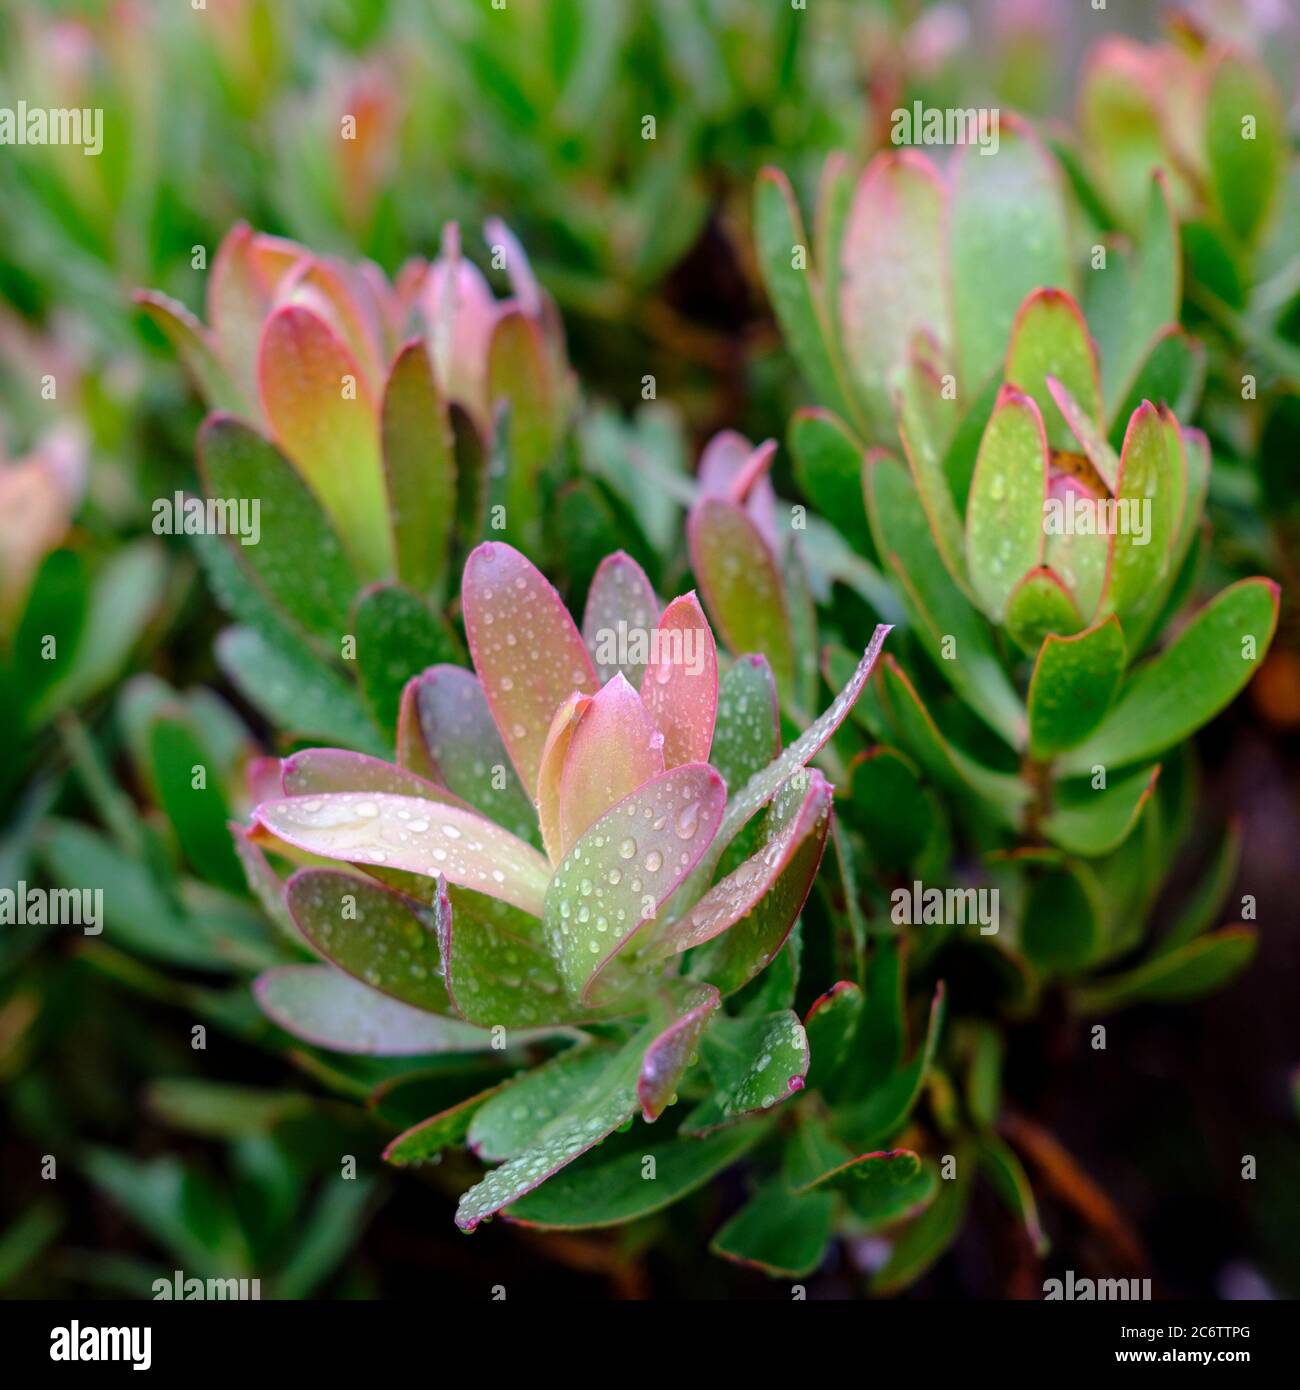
381 340 456 596
865 454 1025 746
976 1134 1048 1254
487 312 557 551
875 657 1027 822
469 1045 616 1162
1099 402 1179 625
1205 50 1284 246
788 408 870 553
1027 615 1126 758
438 884 578 1029
709 655 780 797
1043 765 1159 857
965 387 1048 622
453 989 703 1231
1112 327 1206 436
382 1079 511 1167
1005 566 1083 656
803 981 864 1091
506 1120 770 1229
1074 926 1257 1014
689 497 794 698
837 983 945 1147
838 152 949 439
1020 862 1102 972
753 168 859 429
135 290 248 414
1004 289 1101 451
146 1079 313 1139
148 717 243 893
543 763 726 1002
844 748 932 873
286 869 448 1013
33 541 166 721
710 1181 834 1278
1060 578 1279 774
681 1010 809 1135
353 583 460 734
254 965 488 1055
949 117 1072 391
1154 822 1241 958
870 1145 972 1293
216 625 386 756
1093 174 1180 421
38 819 225 969
198 416 357 648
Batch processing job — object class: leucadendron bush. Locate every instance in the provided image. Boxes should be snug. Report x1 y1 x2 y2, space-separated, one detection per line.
237 539 888 1234
136 219 573 752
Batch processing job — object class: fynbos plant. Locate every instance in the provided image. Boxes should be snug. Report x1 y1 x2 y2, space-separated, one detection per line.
136 221 572 748
241 541 889 1231
757 123 1279 1010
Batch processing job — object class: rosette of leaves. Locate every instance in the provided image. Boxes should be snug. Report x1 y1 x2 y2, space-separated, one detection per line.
753 124 1279 1010
1074 20 1300 543
136 220 572 752
235 540 890 1232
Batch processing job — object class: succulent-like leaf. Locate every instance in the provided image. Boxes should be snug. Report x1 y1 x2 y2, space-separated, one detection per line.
1043 765 1160 857
254 792 552 917
681 1010 809 1135
461 541 598 795
581 551 659 686
949 117 1072 391
1075 926 1257 1014
709 655 780 795
505 1118 769 1230
285 869 448 1013
198 415 357 647
1004 289 1101 451
839 152 950 437
688 496 794 697
401 665 537 843
1020 862 1102 972
1060 578 1279 774
788 408 870 551
383 1081 511 1168
1205 49 1284 246
1005 566 1083 654
639 593 718 768
965 387 1049 622
148 717 243 893
650 769 830 964
1027 615 1126 758
710 1181 834 1278
437 882 579 1029
845 748 935 873
803 981 864 1091
353 583 461 733
381 340 456 596
453 986 710 1230
254 965 487 1055
135 291 248 415
637 982 721 1121
543 762 726 1002
469 1045 616 1162
865 453 1024 746
258 305 392 579
870 1143 972 1293
558 674 666 855
1047 376 1120 493
1098 401 1178 623
282 747 465 806
753 168 859 430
